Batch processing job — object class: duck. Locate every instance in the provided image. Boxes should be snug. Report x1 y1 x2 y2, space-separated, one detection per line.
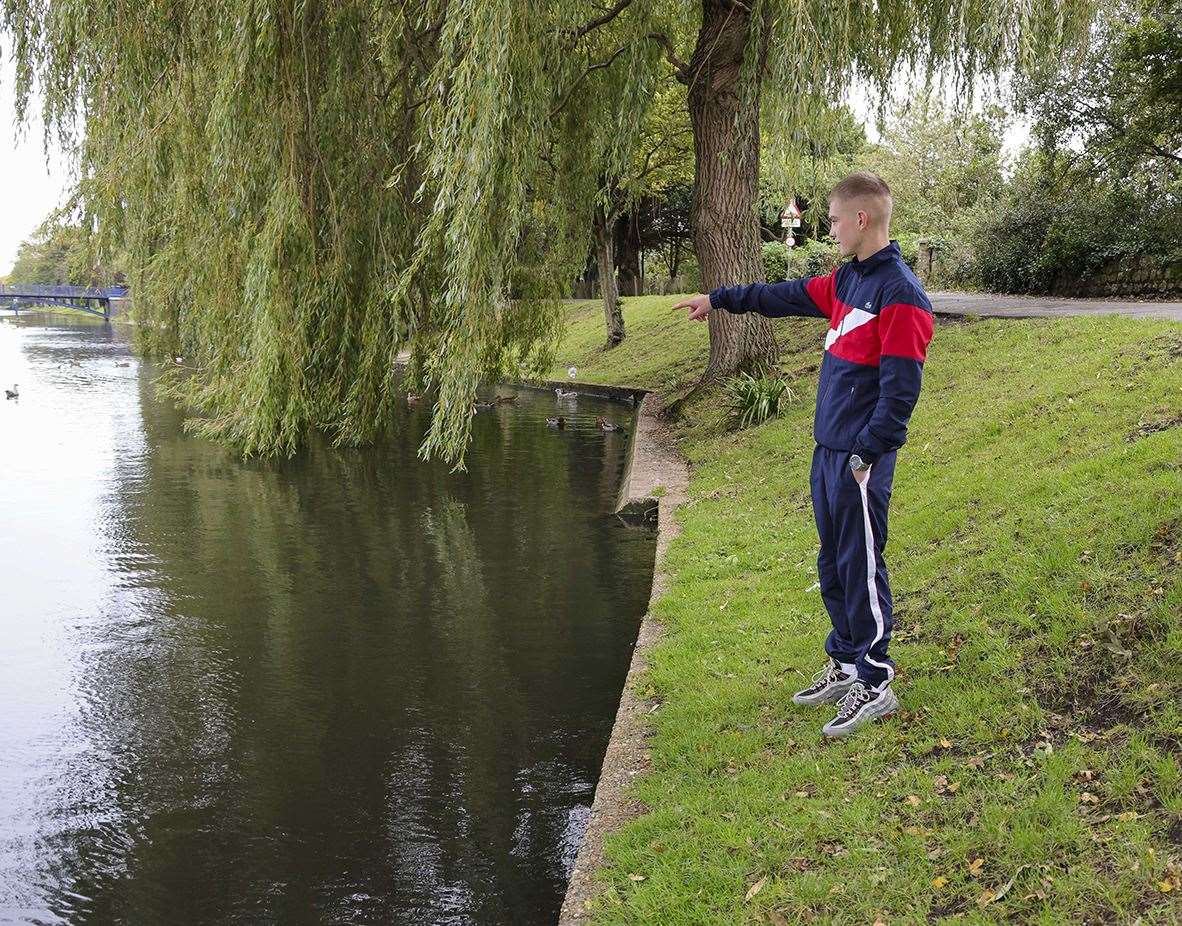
4 384 17 400
473 399 495 411
173 355 184 364
494 394 517 404
116 361 130 368
555 387 578 400
406 392 422 404
546 415 566 429
596 416 625 433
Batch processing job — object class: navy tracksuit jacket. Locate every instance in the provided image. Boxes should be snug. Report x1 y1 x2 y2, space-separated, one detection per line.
709 241 934 688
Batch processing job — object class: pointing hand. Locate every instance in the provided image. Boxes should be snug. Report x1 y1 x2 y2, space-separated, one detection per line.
672 294 711 321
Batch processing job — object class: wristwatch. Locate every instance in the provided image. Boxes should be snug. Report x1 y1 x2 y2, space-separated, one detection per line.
849 453 871 472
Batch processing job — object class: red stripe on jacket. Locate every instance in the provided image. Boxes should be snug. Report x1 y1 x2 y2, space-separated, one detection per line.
804 271 837 320
878 302 933 361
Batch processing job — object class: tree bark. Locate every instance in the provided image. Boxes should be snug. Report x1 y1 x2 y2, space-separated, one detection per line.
685 0 777 385
594 206 625 348
615 211 642 296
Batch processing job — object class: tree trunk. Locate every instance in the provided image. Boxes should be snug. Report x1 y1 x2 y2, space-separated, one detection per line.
685 0 777 385
594 206 625 348
616 211 642 297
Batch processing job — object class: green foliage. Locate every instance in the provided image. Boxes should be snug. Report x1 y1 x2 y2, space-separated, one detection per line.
972 0 1182 294
7 218 125 287
723 371 796 429
761 241 791 284
790 238 842 278
0 0 1095 464
973 144 1181 294
762 238 842 285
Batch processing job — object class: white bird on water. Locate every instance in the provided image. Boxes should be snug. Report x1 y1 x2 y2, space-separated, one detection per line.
5 384 17 400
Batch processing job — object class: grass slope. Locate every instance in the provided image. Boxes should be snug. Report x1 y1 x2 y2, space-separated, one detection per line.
552 296 1182 924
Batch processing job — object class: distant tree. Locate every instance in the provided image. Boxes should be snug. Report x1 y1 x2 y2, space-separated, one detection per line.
970 0 1182 294
7 218 126 287
865 98 1007 241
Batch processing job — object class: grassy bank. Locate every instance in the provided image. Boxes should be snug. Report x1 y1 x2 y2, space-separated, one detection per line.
551 296 1182 924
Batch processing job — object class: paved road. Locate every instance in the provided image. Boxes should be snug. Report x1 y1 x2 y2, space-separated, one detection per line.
931 291 1182 322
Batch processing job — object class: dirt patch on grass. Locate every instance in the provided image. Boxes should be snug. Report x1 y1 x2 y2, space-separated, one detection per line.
1033 605 1168 736
1127 414 1182 442
1149 519 1181 568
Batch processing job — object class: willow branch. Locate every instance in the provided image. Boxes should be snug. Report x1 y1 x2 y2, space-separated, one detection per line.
645 32 689 81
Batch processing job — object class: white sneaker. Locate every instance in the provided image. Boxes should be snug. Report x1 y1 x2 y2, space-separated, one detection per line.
821 681 898 738
792 659 856 706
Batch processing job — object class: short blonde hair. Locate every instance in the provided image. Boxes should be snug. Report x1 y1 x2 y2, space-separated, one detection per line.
829 171 893 226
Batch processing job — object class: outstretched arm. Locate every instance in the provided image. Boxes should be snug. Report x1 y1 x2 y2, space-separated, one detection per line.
709 270 836 319
673 269 838 322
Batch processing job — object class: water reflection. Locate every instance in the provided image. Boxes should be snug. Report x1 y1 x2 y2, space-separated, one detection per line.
0 312 655 924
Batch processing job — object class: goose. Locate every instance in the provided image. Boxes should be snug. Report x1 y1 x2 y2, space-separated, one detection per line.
546 415 566 429
4 384 17 400
555 387 578 400
596 416 625 433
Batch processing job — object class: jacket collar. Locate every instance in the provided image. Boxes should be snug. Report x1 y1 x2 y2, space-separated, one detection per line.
849 240 900 273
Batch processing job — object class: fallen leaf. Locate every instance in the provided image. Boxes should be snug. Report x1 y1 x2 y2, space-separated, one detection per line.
768 913 790 926
1079 791 1100 805
745 875 767 902
968 858 985 877
906 794 922 807
982 864 1030 906
939 738 952 749
628 873 645 882
947 781 961 793
931 876 948 889
1159 880 1175 894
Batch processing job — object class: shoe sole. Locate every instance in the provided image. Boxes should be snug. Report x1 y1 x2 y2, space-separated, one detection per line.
821 688 899 738
792 680 855 707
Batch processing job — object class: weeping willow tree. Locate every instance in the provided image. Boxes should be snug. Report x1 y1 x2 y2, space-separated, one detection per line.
0 0 1092 468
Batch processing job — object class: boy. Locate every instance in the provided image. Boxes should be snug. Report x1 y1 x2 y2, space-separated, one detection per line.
673 172 934 737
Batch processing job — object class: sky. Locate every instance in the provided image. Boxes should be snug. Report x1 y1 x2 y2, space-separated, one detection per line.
0 54 73 277
0 57 1030 279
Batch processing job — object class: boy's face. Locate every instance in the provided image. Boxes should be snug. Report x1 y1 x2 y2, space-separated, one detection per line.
828 195 868 258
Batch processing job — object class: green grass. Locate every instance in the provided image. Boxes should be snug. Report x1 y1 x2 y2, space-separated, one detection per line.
553 296 1182 924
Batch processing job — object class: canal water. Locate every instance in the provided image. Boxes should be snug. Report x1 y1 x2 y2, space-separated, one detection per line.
0 313 656 925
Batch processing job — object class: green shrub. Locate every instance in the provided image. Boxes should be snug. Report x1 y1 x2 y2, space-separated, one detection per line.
680 254 703 293
790 238 842 278
723 372 797 429
762 241 791 283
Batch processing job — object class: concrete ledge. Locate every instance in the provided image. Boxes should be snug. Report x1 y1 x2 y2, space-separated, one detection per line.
558 389 690 925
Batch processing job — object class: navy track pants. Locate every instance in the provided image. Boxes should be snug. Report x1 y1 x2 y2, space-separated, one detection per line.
809 444 897 689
